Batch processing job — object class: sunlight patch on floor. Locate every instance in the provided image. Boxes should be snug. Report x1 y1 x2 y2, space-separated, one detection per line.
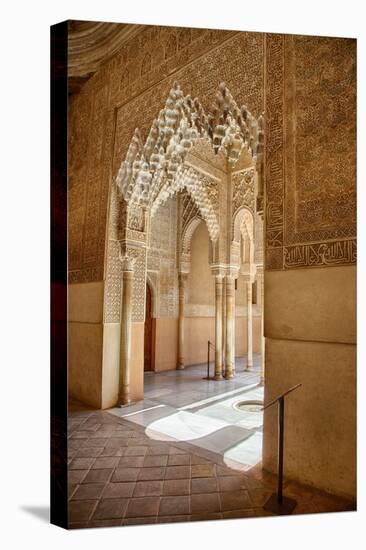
145 410 228 441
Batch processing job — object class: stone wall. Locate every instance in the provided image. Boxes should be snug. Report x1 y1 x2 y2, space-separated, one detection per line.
68 26 264 285
263 35 356 499
67 26 356 500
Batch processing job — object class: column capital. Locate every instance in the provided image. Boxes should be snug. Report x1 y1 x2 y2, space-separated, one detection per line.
240 263 256 283
211 269 225 280
226 267 239 280
118 253 135 272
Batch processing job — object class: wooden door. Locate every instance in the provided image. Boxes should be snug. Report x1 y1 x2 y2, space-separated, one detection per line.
144 284 153 371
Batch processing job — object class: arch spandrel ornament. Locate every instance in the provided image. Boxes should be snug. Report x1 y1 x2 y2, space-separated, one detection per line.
104 81 265 324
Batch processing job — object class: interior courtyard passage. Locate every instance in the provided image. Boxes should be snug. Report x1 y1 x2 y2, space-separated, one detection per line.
67 26 356 527
68 381 354 527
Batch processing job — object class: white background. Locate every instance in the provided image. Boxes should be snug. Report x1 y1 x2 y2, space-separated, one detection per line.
0 1 365 548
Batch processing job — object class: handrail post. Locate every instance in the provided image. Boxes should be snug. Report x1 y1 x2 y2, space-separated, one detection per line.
263 384 301 515
277 396 284 505
207 340 210 379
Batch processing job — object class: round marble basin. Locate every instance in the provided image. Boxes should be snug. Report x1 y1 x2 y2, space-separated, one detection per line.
233 399 263 413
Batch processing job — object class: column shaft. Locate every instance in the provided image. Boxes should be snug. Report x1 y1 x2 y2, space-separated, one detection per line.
246 281 253 371
225 276 235 379
177 274 186 370
222 277 226 375
214 277 223 380
259 273 265 384
119 269 133 405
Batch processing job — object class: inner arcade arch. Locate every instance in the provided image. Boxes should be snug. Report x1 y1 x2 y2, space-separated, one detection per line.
102 81 265 407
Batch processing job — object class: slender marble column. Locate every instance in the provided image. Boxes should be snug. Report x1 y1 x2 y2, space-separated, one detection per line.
118 264 134 406
222 277 226 376
232 279 236 374
225 276 235 379
259 272 265 384
246 281 253 371
214 276 223 380
177 273 186 370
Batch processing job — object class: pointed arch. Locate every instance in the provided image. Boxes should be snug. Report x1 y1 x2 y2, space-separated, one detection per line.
115 82 264 212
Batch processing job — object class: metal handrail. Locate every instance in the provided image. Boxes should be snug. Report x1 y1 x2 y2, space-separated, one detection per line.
205 340 215 379
262 383 302 515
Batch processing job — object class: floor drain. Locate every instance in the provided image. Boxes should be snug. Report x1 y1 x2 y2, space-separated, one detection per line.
233 399 263 412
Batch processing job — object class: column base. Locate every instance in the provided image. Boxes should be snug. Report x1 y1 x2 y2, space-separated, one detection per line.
245 364 253 371
214 373 223 381
176 364 185 370
118 385 131 406
118 399 135 408
225 371 234 380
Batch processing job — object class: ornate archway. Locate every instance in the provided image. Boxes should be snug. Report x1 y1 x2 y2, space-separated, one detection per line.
103 82 265 405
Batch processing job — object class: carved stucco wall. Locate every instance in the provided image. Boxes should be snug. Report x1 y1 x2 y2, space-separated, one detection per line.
68 26 264 285
68 27 356 286
148 196 178 319
265 34 356 270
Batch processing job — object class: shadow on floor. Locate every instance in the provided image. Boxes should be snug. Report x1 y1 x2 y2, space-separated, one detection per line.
20 505 49 523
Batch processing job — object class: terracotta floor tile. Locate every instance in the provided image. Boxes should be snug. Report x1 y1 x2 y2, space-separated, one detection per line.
127 437 150 446
168 454 191 466
125 497 160 518
168 447 188 455
191 477 218 494
191 493 221 514
92 457 119 469
190 512 222 522
70 431 91 439
102 482 135 499
162 478 190 496
220 490 252 511
147 445 171 455
84 470 111 485
68 469 88 484
99 446 127 457
71 483 105 500
191 464 216 478
68 484 78 499
68 500 97 522
75 447 104 459
217 475 248 492
138 466 166 481
143 455 168 467
191 455 212 465
159 496 190 516
68 440 84 451
69 457 95 470
124 446 148 456
165 466 190 479
82 438 109 448
112 468 140 482
92 498 128 520
105 438 131 448
133 481 163 497
118 456 145 468
216 465 241 477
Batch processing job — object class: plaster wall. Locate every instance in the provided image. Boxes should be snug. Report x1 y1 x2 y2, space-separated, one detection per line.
68 282 104 408
154 318 178 371
263 266 356 498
